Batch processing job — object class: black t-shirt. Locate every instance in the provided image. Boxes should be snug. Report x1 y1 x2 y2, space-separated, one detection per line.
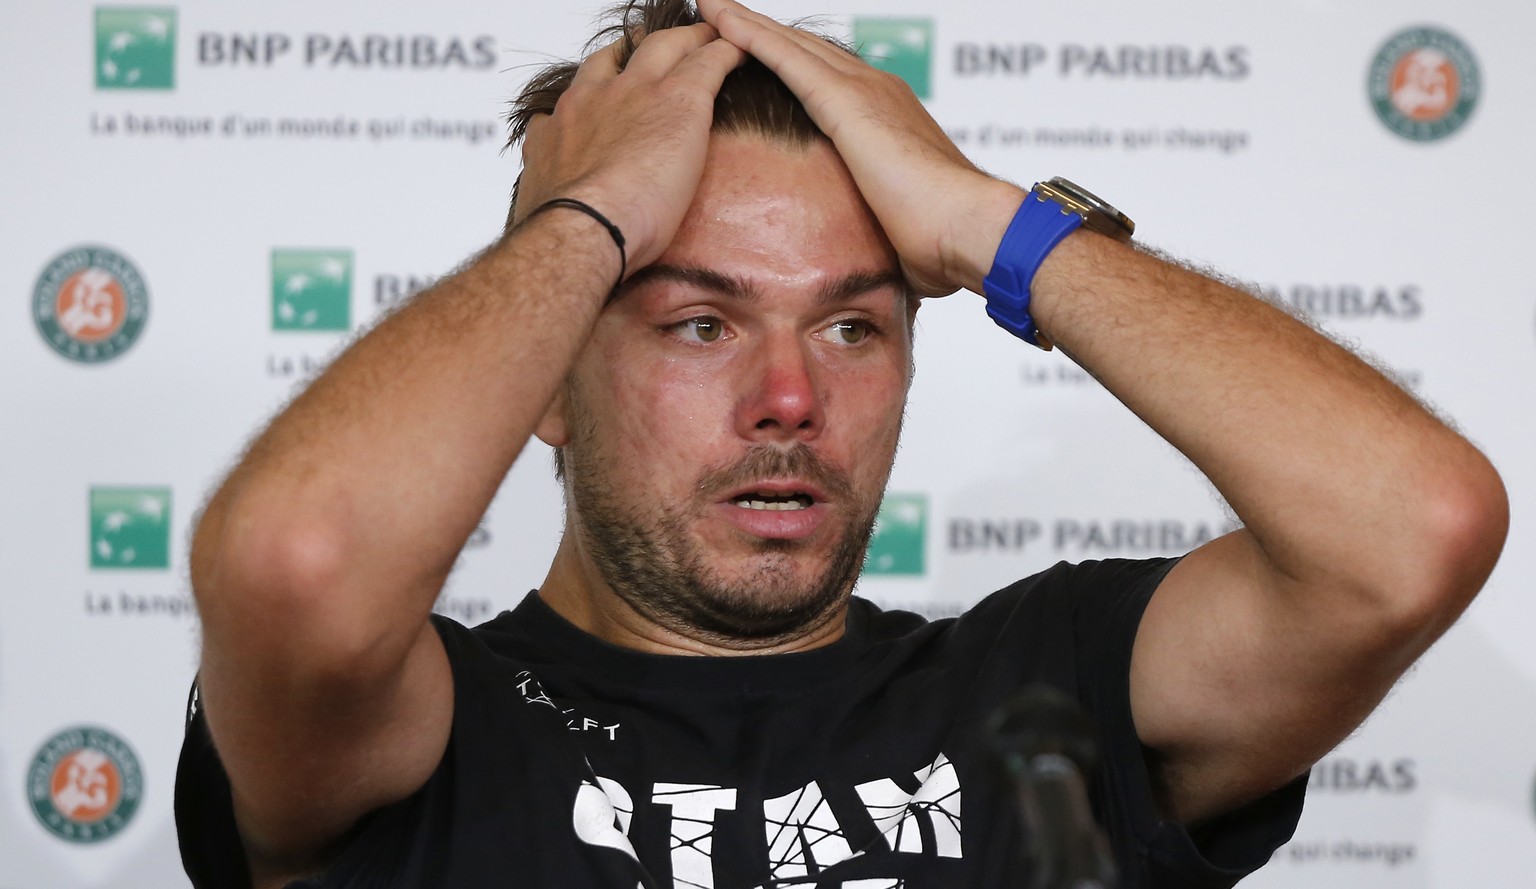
177 558 1305 888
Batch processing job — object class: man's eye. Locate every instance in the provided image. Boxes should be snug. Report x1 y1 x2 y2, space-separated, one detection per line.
825 319 871 345
672 317 725 343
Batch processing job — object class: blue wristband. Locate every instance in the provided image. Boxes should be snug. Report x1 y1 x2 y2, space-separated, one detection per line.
982 191 1083 348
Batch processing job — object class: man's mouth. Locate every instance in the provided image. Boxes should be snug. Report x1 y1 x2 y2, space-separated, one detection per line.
730 492 815 512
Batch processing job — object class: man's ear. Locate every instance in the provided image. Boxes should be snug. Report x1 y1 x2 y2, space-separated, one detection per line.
534 385 569 448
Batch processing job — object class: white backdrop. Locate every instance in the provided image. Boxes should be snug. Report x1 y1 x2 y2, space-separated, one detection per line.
2 1 1532 886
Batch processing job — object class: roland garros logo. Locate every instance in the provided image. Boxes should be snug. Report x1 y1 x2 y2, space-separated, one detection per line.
1368 26 1481 142
27 726 144 843
32 245 149 363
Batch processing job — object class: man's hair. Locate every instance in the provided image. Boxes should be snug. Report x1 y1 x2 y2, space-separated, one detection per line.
505 0 854 215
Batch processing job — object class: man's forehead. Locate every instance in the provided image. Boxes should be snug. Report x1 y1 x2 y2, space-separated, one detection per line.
661 134 898 284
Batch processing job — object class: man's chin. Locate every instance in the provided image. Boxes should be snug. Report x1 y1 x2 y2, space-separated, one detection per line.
672 576 849 643
574 490 876 644
679 543 862 631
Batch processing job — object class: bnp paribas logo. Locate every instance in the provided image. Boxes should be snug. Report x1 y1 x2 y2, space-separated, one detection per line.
1368 25 1480 142
866 493 928 576
28 726 144 843
95 8 177 91
89 486 171 569
272 249 353 332
32 245 150 364
854 18 934 100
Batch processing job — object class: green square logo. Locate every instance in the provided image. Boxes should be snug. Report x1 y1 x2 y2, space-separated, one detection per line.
95 8 177 91
271 249 353 332
866 493 927 576
90 487 171 569
854 18 934 100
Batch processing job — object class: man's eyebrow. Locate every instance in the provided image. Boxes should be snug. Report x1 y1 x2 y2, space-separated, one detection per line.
621 264 909 306
622 264 754 301
816 270 909 307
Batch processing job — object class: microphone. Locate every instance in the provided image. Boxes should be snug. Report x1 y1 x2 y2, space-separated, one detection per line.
987 684 1118 889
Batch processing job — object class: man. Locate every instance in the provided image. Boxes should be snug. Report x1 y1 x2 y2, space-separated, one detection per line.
175 1 1509 887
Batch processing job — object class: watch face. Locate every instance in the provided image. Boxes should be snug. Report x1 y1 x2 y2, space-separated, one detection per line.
1038 178 1135 239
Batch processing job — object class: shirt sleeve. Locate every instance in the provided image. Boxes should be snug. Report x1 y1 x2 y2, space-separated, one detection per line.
174 680 255 889
172 619 470 889
174 614 624 888
1064 557 1307 889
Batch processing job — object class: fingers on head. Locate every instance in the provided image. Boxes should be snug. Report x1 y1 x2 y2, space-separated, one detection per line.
697 0 756 26
570 36 626 87
710 5 858 75
623 22 723 77
669 37 748 90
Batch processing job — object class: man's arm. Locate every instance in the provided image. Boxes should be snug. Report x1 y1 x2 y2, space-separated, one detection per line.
188 25 745 879
704 0 1507 826
190 215 616 876
1028 233 1506 823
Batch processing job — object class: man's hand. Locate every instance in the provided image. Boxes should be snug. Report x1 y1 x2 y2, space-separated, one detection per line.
516 23 745 275
700 0 1024 297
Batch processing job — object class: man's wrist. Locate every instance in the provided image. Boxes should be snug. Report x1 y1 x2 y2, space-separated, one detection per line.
511 205 627 304
977 178 1137 348
525 198 628 295
978 185 1086 348
953 181 1030 295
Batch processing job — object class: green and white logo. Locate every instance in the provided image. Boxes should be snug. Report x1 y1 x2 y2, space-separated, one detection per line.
866 493 928 576
90 487 171 569
1368 26 1480 142
28 726 144 843
272 249 353 332
854 18 934 100
32 245 150 364
95 8 176 90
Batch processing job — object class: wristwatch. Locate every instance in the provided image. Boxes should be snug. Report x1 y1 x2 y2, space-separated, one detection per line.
982 177 1135 349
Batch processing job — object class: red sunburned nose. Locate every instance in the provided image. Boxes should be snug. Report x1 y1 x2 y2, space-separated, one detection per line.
735 333 823 444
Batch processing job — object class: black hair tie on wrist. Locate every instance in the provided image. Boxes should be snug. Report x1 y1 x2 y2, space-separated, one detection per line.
527 198 627 298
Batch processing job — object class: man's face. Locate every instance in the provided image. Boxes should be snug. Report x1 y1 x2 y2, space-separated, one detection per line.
550 135 914 646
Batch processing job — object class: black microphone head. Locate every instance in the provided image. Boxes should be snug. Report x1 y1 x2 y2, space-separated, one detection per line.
986 682 1101 775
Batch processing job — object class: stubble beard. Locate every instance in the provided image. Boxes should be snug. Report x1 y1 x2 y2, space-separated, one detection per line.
565 437 886 648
